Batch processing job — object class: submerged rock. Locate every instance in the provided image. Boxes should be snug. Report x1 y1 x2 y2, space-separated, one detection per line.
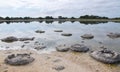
19 37 35 41
54 30 63 32
107 33 120 38
35 30 45 33
1 36 18 43
71 44 89 52
61 33 72 36
56 45 70 52
34 45 46 50
1 36 35 43
5 53 34 66
90 48 120 64
81 34 94 39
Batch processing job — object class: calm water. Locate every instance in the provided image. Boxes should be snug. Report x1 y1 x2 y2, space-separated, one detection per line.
0 21 120 53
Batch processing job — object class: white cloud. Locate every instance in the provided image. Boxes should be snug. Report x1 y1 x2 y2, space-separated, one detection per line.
0 0 120 17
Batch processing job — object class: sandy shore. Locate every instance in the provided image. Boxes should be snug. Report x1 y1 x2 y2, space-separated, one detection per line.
0 50 119 72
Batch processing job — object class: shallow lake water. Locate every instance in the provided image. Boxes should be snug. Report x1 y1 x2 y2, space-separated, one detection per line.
0 21 120 53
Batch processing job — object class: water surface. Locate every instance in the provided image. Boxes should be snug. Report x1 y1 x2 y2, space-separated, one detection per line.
0 21 120 53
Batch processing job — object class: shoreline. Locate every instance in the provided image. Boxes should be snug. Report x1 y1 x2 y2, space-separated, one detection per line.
0 49 119 72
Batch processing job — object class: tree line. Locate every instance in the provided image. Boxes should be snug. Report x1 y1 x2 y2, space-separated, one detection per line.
0 15 119 20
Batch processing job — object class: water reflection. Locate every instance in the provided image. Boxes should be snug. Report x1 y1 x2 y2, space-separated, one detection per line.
79 21 108 24
1 20 120 25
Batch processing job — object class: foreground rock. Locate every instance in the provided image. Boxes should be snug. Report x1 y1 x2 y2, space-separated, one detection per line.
61 33 72 36
35 30 45 33
107 33 120 38
52 65 65 71
54 30 63 32
90 48 120 64
5 53 34 66
71 44 89 52
1 36 18 42
19 37 35 41
81 34 94 39
56 45 70 52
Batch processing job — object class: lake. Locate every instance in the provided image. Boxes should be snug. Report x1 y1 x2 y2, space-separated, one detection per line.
0 21 120 53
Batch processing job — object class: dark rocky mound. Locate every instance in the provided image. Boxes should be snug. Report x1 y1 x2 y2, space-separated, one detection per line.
71 44 89 52
90 48 120 64
1 36 18 42
56 45 70 52
107 33 120 38
35 30 45 33
54 30 63 32
61 33 72 36
5 53 35 66
19 37 35 41
81 34 94 39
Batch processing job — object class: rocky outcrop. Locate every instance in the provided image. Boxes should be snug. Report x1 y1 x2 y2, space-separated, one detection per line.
5 53 35 66
34 45 46 50
54 30 63 32
19 37 35 41
34 42 46 50
61 33 72 36
107 33 120 38
56 45 70 52
90 48 120 64
35 30 45 33
71 44 89 52
1 36 35 43
52 65 65 71
1 36 18 42
81 34 94 39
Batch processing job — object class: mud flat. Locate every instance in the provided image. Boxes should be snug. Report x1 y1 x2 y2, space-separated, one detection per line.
0 49 119 72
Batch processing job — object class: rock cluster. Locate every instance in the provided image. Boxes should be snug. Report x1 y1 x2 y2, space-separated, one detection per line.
56 44 89 52
1 36 35 43
19 37 35 41
52 65 65 71
107 33 120 38
61 33 72 36
1 36 18 42
54 30 63 32
71 44 89 52
35 30 45 33
5 53 35 66
56 45 70 52
81 34 94 39
90 48 120 64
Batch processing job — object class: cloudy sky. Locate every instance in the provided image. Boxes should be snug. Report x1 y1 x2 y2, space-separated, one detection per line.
0 0 120 18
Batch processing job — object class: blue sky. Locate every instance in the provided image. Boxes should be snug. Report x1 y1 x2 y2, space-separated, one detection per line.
0 0 120 18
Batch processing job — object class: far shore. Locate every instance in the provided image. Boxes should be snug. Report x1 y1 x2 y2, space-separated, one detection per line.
0 19 120 22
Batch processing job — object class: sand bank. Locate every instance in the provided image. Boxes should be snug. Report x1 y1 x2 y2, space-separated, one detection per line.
0 50 119 72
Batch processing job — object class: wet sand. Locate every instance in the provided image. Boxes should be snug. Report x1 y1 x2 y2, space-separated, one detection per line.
0 50 119 72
